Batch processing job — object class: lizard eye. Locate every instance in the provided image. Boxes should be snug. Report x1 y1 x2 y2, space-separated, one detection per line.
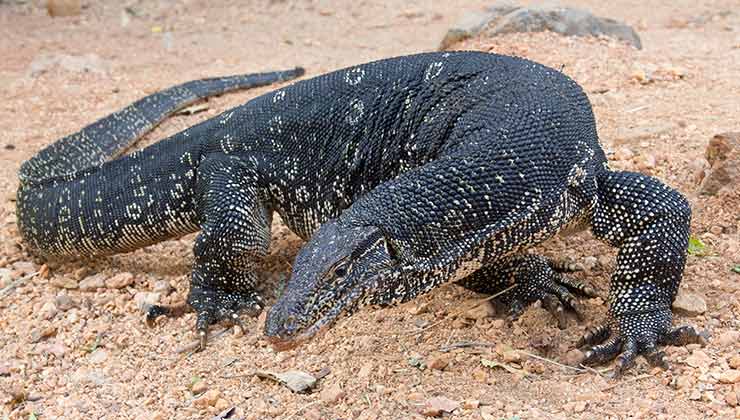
333 264 347 278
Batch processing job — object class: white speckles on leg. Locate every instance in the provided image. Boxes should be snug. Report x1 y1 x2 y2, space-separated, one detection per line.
424 62 444 81
344 67 365 85
346 99 365 126
126 202 142 220
273 90 286 103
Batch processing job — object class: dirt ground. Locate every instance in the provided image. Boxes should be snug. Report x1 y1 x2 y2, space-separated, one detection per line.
1 0 739 419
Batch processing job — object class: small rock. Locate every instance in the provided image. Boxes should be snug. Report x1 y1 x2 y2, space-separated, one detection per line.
152 280 173 295
408 392 425 402
565 348 585 365
191 380 208 394
134 292 161 311
685 350 713 370
0 268 12 287
73 267 90 281
719 370 740 384
700 132 740 195
407 302 430 315
729 355 740 369
47 0 81 17
303 408 323 420
358 362 373 378
214 399 230 412
672 291 707 316
40 301 58 320
79 273 106 291
28 53 109 77
319 384 345 404
43 341 67 357
106 272 134 289
88 349 109 364
420 396 459 417
193 389 221 408
496 343 521 363
472 367 488 382
688 158 710 185
50 276 78 289
428 354 450 371
717 331 740 347
462 399 480 409
480 406 496 420
55 295 77 311
726 389 738 407
463 300 496 320
582 256 599 271
614 146 635 161
30 326 56 343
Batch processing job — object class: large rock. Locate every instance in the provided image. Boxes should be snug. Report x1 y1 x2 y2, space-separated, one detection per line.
440 3 641 50
672 290 707 317
699 132 740 195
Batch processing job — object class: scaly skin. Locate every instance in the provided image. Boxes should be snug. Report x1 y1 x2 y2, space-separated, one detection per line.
261 52 703 374
17 52 703 366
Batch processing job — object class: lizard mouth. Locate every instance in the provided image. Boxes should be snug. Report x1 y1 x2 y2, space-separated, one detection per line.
265 304 346 352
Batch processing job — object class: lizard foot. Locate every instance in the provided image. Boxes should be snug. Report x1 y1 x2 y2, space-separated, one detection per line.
578 309 706 376
146 285 263 351
187 286 264 351
503 256 598 329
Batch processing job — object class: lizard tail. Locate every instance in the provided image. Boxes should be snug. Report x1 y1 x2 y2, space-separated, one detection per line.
18 67 305 185
16 67 304 257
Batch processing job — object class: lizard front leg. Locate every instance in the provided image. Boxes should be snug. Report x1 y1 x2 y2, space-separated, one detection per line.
581 170 705 375
148 155 271 350
457 254 596 328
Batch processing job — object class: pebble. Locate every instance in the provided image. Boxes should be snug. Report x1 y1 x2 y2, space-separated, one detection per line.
463 300 496 320
152 280 173 295
88 349 109 364
472 367 487 382
462 399 480 409
55 295 77 311
564 349 584 366
719 370 740 384
191 380 208 394
672 291 707 316
420 396 459 417
319 384 345 404
40 301 58 320
134 292 161 311
582 256 599 271
106 272 134 289
303 408 323 420
685 350 713 370
47 0 81 17
193 389 220 408
428 354 450 371
214 399 230 412
614 146 634 161
358 362 373 378
717 331 740 347
496 343 521 363
0 268 11 287
50 276 78 289
727 389 739 407
79 274 106 291
30 326 56 343
729 355 740 370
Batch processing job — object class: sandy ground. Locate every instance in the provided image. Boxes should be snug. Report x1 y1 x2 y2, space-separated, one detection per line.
1 0 739 419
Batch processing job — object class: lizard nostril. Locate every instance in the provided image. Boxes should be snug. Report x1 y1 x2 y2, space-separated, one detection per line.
283 315 297 335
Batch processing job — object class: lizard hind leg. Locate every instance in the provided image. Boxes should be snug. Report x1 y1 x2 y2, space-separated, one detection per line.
148 155 272 351
457 255 597 329
579 169 705 375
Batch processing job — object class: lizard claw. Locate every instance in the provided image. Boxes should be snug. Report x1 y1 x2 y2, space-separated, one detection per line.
186 286 264 351
578 309 705 375
500 256 596 329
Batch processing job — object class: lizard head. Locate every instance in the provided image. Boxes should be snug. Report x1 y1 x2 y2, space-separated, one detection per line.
264 218 400 350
